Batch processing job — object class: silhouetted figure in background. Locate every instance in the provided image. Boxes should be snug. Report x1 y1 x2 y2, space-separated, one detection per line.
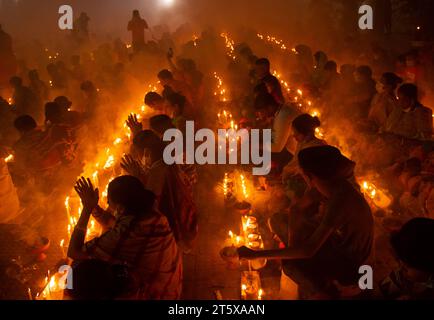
376 0 393 35
10 76 40 121
128 10 149 53
0 25 17 89
28 70 49 105
73 12 90 45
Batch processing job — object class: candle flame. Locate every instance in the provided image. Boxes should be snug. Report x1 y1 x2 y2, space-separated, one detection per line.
4 154 14 163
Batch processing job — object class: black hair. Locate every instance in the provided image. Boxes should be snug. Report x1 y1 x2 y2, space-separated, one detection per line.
28 69 39 79
398 83 418 100
391 218 434 274
298 146 355 181
144 92 164 106
255 58 270 68
9 76 22 87
150 114 174 135
107 175 156 215
324 61 337 72
80 81 95 92
45 102 63 123
314 51 327 62
157 69 173 80
355 65 373 78
292 114 321 136
239 45 253 58
14 115 37 132
133 130 164 161
54 96 72 110
381 72 403 88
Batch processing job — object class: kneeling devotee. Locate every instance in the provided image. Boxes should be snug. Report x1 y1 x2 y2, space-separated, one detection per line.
238 146 374 299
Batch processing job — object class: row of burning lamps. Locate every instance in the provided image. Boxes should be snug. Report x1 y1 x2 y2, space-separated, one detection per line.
213 58 264 300
223 171 265 301
215 34 391 299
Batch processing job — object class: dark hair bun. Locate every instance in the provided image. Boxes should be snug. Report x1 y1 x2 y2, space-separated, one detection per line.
292 114 321 136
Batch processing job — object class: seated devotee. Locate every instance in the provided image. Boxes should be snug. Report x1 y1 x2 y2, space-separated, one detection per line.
0 96 17 145
157 69 193 107
254 58 284 107
282 114 327 181
144 92 171 116
12 115 62 185
149 114 175 138
238 146 373 299
166 92 187 130
348 66 377 119
380 218 434 300
46 63 67 90
70 55 86 82
387 152 434 218
80 81 100 120
178 59 204 105
28 70 49 103
383 83 433 142
9 76 40 121
334 64 356 116
271 99 300 155
368 72 402 129
0 25 17 88
67 176 182 300
310 51 328 90
167 52 204 106
264 76 285 106
72 12 91 45
319 61 340 109
53 96 83 130
253 92 278 129
400 51 424 85
121 131 198 250
149 114 198 187
292 45 314 84
44 102 78 164
253 92 297 176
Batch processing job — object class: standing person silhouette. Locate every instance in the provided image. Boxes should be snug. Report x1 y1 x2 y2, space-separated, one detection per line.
127 10 149 53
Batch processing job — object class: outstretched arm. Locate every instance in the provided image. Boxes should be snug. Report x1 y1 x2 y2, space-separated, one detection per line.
238 222 334 260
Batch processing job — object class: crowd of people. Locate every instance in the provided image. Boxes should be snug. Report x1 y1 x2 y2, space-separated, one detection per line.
0 8 433 300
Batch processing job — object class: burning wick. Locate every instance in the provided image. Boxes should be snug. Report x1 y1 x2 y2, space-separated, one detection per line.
59 239 65 259
258 289 264 300
4 154 14 163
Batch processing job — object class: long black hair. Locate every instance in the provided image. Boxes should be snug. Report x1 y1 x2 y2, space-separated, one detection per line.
298 146 355 181
292 114 321 136
107 175 156 216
